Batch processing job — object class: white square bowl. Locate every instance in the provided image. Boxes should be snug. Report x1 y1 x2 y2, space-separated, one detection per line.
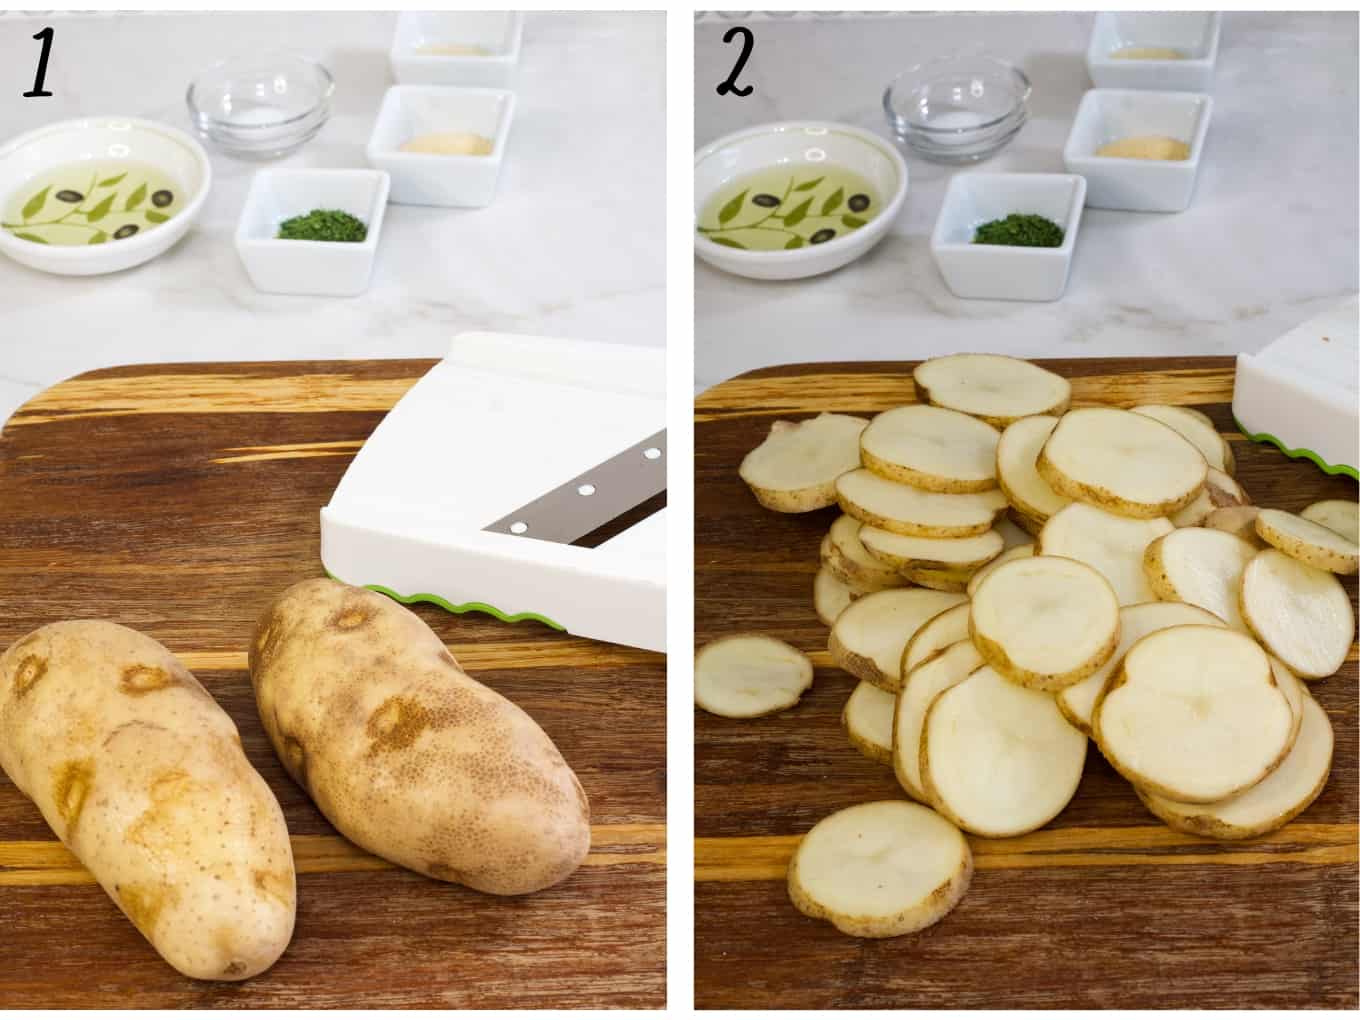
1087 12 1221 92
1063 88 1212 213
389 12 524 88
930 172 1086 303
365 85 514 208
234 169 390 297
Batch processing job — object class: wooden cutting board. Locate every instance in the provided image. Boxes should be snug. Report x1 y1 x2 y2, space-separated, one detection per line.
694 357 1358 1010
0 360 665 1009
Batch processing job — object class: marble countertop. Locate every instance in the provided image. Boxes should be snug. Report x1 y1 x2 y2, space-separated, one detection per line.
694 12 1359 393
0 11 665 424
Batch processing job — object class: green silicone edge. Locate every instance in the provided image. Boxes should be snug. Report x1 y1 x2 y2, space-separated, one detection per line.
325 572 566 631
1233 416 1359 481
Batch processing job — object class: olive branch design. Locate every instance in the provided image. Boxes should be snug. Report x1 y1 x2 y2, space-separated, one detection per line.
3 171 176 245
697 175 873 250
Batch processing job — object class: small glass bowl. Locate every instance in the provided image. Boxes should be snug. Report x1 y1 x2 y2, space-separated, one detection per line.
884 55 1031 165
187 53 334 160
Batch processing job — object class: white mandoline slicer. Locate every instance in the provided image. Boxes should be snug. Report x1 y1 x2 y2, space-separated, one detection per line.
1233 295 1359 481
320 332 667 652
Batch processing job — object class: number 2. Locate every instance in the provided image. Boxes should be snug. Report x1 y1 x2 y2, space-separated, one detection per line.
716 26 754 98
25 27 55 98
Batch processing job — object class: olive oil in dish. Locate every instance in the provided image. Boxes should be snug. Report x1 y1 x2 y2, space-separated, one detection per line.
698 166 879 251
3 161 182 246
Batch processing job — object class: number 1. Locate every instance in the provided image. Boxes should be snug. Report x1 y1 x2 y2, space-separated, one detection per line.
24 27 55 98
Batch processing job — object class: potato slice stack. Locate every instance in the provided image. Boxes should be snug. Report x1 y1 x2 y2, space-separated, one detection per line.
718 352 1354 940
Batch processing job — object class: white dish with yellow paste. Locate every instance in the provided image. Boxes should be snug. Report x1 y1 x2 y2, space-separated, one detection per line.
1063 89 1212 213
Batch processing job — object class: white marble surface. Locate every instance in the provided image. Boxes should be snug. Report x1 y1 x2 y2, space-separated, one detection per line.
694 12 1359 392
0 11 664 423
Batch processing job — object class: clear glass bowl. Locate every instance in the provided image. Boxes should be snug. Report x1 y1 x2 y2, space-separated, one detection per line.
884 55 1031 165
187 53 334 160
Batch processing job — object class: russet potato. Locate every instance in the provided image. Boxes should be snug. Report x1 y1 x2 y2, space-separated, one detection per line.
0 621 295 980
250 579 591 895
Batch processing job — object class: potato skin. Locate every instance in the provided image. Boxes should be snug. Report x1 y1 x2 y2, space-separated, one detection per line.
250 579 591 895
0 621 295 980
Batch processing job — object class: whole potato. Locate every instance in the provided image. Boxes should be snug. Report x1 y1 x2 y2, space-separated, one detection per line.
0 621 295 980
250 579 591 895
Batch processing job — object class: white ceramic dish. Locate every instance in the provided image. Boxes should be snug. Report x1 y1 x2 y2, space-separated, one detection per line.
0 116 210 277
1087 13 1221 92
389 12 524 88
930 172 1086 303
1064 88 1211 213
366 85 514 208
234 168 390 297
694 121 908 282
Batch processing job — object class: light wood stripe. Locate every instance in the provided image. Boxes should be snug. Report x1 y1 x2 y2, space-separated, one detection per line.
696 823 1359 881
0 824 665 887
9 373 423 426
211 440 366 465
695 368 1235 420
179 639 661 674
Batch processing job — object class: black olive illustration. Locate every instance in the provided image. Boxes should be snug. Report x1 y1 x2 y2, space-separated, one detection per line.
55 190 84 203
810 228 837 245
151 189 174 208
751 193 781 208
848 194 870 213
113 224 140 240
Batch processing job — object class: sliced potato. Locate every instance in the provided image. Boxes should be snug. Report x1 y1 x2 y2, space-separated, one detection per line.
739 413 868 512
912 353 1071 428
837 469 1008 538
1239 549 1355 679
860 404 1002 493
1270 655 1307 753
1131 404 1234 474
821 551 901 594
694 635 814 718
966 543 1035 598
1009 506 1047 538
900 564 972 593
970 555 1120 691
996 415 1072 523
892 641 984 802
814 568 858 627
1205 505 1264 545
921 665 1087 837
788 800 972 938
1093 625 1293 803
1038 502 1173 605
1037 407 1208 518
842 681 897 765
901 602 972 675
1142 527 1259 631
1170 468 1249 527
1056 601 1226 736
1300 499 1359 545
1255 508 1359 575
827 515 907 589
859 526 1004 573
1138 691 1332 840
995 514 1033 550
829 588 968 692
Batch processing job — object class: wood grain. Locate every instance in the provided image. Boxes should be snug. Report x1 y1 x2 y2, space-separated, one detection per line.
694 357 1358 1010
0 361 665 1009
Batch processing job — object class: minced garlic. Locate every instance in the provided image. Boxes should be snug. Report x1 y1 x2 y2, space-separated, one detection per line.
399 132 495 156
1095 136 1190 161
1110 46 1186 60
415 43 490 57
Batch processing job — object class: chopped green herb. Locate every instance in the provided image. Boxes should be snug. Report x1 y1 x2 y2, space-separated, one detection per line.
277 209 368 243
973 213 1064 248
